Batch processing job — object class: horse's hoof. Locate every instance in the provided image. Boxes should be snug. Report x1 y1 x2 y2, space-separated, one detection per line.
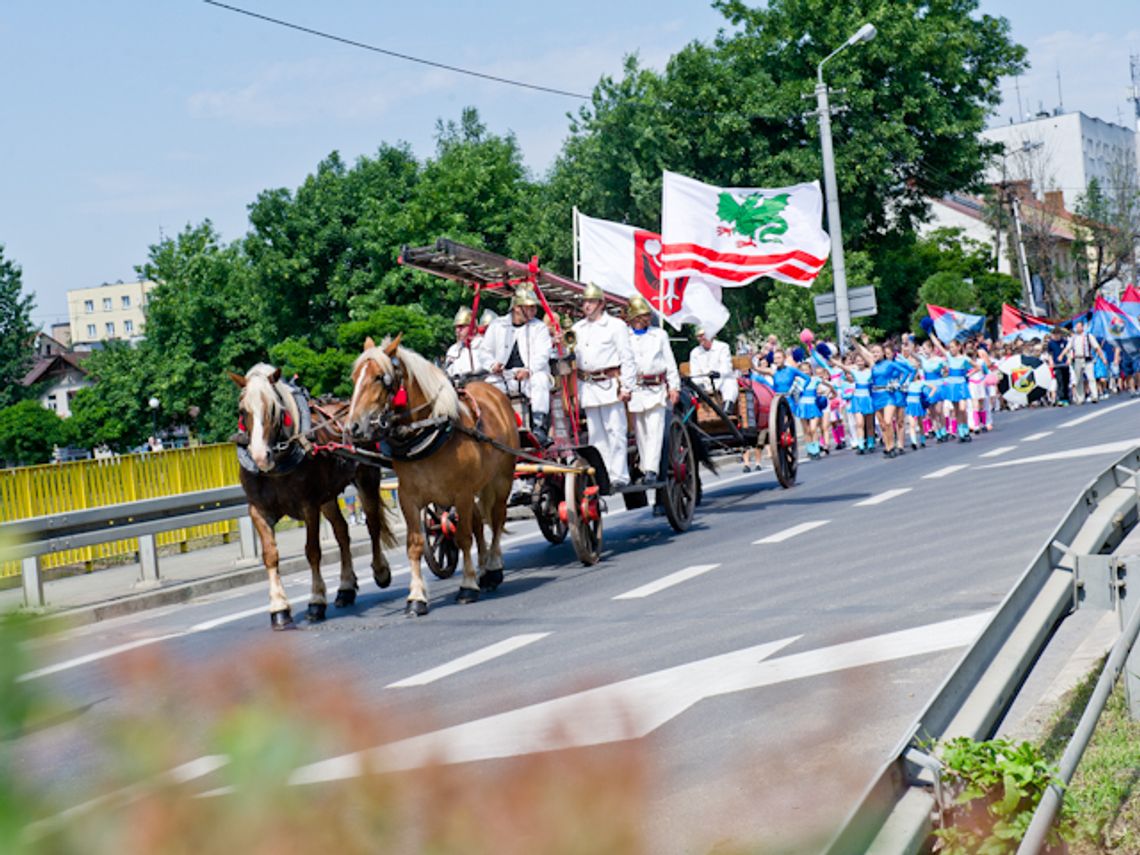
374 566 392 589
478 569 503 591
456 586 480 604
270 610 295 631
306 602 327 622
404 600 429 617
334 588 356 608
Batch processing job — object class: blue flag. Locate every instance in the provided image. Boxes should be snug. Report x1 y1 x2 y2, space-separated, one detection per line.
927 304 984 342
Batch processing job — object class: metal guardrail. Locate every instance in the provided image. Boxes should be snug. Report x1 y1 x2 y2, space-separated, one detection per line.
824 446 1140 854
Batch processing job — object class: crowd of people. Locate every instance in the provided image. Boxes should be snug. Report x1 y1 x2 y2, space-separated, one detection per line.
442 285 1138 480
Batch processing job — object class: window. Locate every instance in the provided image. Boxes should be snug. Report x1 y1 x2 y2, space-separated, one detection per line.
46 397 58 411
105 322 115 336
102 297 112 311
84 299 94 313
124 319 134 334
86 324 96 338
121 295 131 308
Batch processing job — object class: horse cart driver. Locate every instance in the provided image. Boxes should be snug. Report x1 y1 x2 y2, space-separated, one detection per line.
444 306 484 380
480 285 553 445
688 326 739 410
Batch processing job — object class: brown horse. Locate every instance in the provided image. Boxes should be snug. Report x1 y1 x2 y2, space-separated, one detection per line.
231 364 397 630
346 336 517 616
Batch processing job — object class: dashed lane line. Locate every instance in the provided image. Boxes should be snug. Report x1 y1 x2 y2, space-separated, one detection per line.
854 488 912 507
752 520 830 545
979 446 1016 458
1059 398 1140 428
1022 431 1054 442
612 564 720 600
386 633 552 688
923 464 969 479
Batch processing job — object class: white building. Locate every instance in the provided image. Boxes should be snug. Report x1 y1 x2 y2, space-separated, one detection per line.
66 280 156 349
921 193 1013 276
981 111 1138 210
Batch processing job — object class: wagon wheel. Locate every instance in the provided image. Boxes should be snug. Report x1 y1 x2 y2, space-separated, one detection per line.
421 503 459 579
534 476 568 545
565 458 603 565
661 414 698 532
768 394 798 489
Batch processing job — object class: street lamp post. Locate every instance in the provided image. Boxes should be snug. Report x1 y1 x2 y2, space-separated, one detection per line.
814 22 876 353
148 396 160 443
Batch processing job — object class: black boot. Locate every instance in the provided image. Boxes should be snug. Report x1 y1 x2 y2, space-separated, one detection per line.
531 412 552 447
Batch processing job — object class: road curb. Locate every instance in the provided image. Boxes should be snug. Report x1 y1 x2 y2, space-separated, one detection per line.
35 534 400 634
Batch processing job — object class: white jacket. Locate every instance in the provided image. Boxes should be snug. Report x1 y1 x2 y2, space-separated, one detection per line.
479 317 552 376
444 335 484 378
628 327 680 413
570 313 637 407
689 339 736 400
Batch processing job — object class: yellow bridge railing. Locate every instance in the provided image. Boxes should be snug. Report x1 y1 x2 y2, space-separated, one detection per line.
1 444 241 577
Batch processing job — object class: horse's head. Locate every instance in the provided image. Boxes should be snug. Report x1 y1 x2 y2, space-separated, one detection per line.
229 364 296 472
347 335 404 442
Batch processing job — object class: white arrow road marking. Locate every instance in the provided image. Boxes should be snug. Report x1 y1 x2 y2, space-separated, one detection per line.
978 438 1140 469
752 520 830 544
854 488 912 507
386 633 551 688
1059 398 1140 428
1022 431 1053 442
288 612 991 784
979 445 1016 458
613 564 720 600
923 464 969 479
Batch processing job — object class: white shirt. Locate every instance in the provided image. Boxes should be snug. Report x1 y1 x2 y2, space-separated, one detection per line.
479 317 552 376
628 326 680 413
688 340 736 399
570 312 637 407
444 334 484 378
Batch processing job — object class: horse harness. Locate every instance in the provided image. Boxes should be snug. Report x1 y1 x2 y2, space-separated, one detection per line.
235 380 314 475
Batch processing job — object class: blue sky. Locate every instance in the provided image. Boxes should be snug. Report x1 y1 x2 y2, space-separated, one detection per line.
2 1 1137 329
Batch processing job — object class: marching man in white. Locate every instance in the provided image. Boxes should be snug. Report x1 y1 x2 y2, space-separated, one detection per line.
689 327 738 408
480 286 553 444
572 282 637 490
443 306 484 379
625 295 680 483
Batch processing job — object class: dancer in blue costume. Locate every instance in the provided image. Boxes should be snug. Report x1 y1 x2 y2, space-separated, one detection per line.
918 340 949 442
830 351 876 454
791 361 833 459
931 335 975 441
904 372 934 450
851 339 913 458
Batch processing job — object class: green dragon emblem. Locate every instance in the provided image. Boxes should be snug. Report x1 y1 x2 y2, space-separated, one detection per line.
716 191 790 246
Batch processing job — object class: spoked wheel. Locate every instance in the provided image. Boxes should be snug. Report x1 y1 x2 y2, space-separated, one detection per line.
565 457 603 565
661 414 698 532
769 394 798 489
535 477 568 545
421 503 459 579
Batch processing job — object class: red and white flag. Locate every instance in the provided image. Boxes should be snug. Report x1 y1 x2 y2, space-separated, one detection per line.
660 170 830 288
576 210 730 335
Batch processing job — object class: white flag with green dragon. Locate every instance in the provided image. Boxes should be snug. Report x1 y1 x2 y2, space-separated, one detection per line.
660 171 830 288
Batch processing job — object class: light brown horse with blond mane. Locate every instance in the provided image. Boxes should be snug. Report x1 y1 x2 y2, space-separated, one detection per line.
346 335 517 616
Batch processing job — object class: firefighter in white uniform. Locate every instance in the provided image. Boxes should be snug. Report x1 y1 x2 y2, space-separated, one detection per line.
480 286 553 444
688 327 738 408
443 306 483 379
626 295 680 483
571 283 637 489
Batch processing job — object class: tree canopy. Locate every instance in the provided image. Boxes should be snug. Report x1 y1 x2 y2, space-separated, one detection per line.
0 245 37 410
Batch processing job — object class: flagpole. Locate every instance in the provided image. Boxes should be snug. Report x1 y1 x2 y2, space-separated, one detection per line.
572 206 580 282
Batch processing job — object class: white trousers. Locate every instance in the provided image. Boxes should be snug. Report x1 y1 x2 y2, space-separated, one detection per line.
633 405 667 476
586 402 629 487
489 372 550 416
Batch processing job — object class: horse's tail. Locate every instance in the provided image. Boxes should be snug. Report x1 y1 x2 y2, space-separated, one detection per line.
378 502 400 549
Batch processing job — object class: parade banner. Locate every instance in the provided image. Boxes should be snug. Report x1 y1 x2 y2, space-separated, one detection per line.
575 210 730 335
927 304 985 341
659 171 830 288
1000 303 1053 341
1088 295 1140 355
1121 284 1140 319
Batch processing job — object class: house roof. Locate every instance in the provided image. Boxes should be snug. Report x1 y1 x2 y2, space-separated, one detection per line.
20 352 90 386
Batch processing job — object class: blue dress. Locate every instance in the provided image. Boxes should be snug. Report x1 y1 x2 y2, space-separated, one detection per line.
920 355 945 403
892 357 915 408
870 359 911 411
905 379 930 418
770 365 812 395
795 376 823 420
942 355 972 402
849 368 874 415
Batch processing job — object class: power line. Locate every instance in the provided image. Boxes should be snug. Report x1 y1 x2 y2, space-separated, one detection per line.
202 0 591 100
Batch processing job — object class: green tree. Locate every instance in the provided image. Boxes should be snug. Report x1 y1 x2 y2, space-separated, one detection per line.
0 400 66 466
0 245 36 410
910 271 978 334
65 342 150 451
1074 170 1140 294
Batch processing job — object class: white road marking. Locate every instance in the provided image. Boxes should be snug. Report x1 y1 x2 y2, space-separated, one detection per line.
752 520 829 544
854 488 912 507
288 612 992 782
1022 431 1053 442
1059 398 1140 428
386 633 551 688
923 464 969 480
978 438 1140 469
979 445 1016 458
613 564 720 600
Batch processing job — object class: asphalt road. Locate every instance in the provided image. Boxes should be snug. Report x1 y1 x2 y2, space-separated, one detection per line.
13 397 1140 852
